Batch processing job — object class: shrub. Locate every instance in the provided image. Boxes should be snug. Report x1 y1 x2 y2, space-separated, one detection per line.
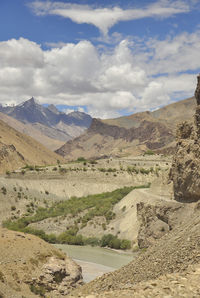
11 206 16 211
144 150 155 155
89 160 97 165
83 237 100 246
120 239 131 250
122 206 126 212
59 167 67 174
77 157 86 162
1 187 7 195
30 284 46 296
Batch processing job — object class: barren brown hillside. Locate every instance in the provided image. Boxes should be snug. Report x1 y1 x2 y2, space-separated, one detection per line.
56 97 195 160
0 228 83 297
0 119 65 173
103 96 196 130
0 112 65 151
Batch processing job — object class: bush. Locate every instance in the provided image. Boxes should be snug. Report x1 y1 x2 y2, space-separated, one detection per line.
120 239 131 250
77 157 86 162
1 187 7 195
122 206 126 212
100 234 130 250
89 160 98 165
83 237 100 246
59 167 67 174
144 150 155 155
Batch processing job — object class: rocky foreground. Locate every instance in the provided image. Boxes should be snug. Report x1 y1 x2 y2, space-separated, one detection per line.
0 228 83 297
69 201 200 297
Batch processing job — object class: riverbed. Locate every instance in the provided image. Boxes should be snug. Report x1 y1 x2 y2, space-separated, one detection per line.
54 244 136 283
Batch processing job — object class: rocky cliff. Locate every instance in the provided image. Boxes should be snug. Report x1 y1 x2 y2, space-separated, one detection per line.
171 74 200 202
56 117 174 160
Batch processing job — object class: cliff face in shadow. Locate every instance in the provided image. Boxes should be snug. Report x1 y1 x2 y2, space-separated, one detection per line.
171 75 200 202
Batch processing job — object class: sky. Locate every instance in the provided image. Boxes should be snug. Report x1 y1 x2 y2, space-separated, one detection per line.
0 0 200 118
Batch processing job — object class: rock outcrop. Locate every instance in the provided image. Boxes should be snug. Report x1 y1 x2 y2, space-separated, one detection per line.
170 74 200 202
0 228 83 297
56 118 174 160
70 200 200 296
137 201 184 248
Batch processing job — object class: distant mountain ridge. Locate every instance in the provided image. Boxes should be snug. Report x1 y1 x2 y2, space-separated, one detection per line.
0 97 92 150
0 97 92 128
56 96 196 160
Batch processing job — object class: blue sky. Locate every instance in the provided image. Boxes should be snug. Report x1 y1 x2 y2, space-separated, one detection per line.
0 0 200 118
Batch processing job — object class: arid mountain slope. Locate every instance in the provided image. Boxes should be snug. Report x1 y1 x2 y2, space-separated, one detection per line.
0 112 65 151
56 97 195 160
0 119 64 173
103 96 196 130
56 118 174 160
0 98 92 148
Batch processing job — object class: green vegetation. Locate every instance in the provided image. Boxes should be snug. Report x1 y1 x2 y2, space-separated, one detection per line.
76 157 86 162
59 167 67 174
30 284 46 296
4 186 142 230
144 149 155 155
0 271 4 282
22 164 35 171
98 167 117 173
3 185 150 250
126 165 159 175
101 234 131 250
1 186 7 195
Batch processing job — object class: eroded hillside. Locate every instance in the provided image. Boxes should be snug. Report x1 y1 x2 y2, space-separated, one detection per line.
0 119 64 173
56 97 195 160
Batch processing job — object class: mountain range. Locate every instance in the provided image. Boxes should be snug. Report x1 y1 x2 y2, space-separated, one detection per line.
0 97 92 151
0 96 196 161
56 96 196 160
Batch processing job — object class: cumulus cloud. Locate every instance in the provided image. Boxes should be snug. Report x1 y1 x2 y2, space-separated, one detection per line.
29 0 191 36
0 32 199 118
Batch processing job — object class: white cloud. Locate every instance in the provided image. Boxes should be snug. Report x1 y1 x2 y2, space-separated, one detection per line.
29 1 191 36
0 38 44 68
0 32 199 118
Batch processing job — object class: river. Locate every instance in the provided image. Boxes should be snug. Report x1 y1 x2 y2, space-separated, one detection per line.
54 244 136 283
